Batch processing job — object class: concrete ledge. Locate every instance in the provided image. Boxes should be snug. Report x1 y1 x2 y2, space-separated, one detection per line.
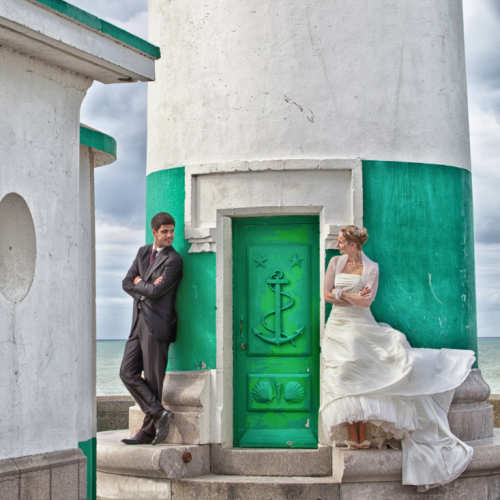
97 396 135 433
97 471 171 500
129 406 207 445
335 475 499 500
488 395 500 428
332 447 403 483
210 444 332 477
129 371 211 445
0 448 86 500
172 475 340 500
97 472 500 500
333 428 500 484
97 430 210 479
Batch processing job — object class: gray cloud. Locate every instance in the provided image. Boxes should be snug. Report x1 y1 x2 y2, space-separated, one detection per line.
464 0 500 88
475 244 500 337
95 224 145 339
485 0 500 22
68 0 147 23
464 0 500 248
82 81 147 229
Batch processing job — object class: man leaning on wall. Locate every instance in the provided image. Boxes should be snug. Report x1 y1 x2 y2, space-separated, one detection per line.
119 212 183 445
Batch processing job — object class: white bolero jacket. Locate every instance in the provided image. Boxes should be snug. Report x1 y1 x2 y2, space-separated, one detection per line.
324 252 380 303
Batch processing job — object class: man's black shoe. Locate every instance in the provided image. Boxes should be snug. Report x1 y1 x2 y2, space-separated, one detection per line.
121 431 154 445
152 410 174 445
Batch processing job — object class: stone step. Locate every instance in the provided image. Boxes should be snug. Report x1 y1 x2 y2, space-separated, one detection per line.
96 430 500 500
97 430 210 479
210 444 331 476
172 474 340 500
97 473 340 500
98 467 500 500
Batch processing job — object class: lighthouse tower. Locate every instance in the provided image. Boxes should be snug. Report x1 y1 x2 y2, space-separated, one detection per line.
97 1 500 498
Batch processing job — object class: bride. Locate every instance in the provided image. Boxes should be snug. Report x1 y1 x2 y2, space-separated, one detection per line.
320 225 476 491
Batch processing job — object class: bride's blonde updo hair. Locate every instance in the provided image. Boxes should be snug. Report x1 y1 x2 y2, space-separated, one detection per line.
340 225 368 248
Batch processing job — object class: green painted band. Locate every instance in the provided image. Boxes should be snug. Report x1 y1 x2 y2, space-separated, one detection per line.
80 125 117 158
362 160 478 366
30 0 160 59
146 161 478 369
78 437 96 500
146 167 217 372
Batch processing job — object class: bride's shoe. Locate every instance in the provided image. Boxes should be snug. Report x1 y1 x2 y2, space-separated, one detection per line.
359 440 371 449
343 440 360 450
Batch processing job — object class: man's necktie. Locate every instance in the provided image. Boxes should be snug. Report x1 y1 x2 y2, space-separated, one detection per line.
149 249 158 266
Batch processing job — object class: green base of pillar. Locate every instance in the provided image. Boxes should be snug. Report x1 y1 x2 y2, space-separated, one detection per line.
79 437 96 500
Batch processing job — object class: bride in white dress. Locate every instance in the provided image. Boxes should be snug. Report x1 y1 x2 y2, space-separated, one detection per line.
320 225 476 491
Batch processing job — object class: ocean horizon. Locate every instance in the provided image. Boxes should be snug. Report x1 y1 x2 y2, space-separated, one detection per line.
96 337 500 396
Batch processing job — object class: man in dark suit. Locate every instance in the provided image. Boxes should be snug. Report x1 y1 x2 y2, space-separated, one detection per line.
119 212 183 445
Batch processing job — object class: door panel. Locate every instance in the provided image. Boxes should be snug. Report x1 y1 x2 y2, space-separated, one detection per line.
247 244 311 357
233 216 320 448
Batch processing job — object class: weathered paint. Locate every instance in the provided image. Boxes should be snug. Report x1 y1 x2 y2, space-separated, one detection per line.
0 2 154 498
0 44 92 460
233 216 320 448
78 437 96 500
148 0 470 173
80 125 117 158
30 0 160 59
0 0 157 84
361 160 478 366
146 167 216 371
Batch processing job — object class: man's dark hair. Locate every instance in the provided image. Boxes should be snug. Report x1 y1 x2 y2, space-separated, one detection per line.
151 212 175 231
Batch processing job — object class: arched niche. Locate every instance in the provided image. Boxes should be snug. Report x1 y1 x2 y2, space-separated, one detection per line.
0 193 36 303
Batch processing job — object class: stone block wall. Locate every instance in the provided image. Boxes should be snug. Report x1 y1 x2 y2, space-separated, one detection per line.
0 448 87 500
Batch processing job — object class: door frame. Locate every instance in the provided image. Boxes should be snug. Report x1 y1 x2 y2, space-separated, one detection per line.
214 206 331 447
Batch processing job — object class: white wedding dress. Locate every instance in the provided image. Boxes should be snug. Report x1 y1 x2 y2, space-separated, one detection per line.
320 253 476 491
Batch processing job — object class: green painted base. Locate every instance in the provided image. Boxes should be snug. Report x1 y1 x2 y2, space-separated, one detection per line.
239 429 318 448
78 437 96 500
362 160 478 366
146 167 216 371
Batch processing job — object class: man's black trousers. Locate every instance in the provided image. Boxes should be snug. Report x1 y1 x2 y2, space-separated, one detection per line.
119 310 170 437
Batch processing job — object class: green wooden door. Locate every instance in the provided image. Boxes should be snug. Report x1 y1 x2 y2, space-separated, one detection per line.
233 216 320 448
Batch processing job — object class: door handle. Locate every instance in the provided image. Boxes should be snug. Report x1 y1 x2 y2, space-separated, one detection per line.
240 343 247 350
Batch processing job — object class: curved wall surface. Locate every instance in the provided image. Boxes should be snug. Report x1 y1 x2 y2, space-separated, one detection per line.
148 0 470 173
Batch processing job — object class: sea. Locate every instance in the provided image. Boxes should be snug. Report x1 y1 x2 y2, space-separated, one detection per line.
96 338 500 396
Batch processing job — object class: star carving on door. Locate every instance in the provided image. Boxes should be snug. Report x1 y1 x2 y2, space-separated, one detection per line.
253 254 267 268
289 252 304 268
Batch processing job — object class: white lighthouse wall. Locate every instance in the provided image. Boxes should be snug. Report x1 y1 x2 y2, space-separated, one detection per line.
148 0 470 173
0 44 93 460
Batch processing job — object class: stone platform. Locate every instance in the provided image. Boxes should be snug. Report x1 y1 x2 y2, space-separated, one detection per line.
96 429 500 500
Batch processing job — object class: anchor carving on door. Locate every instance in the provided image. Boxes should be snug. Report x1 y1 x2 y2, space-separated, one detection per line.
252 269 305 347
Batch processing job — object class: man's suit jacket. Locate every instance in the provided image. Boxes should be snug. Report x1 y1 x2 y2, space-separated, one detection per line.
123 244 183 343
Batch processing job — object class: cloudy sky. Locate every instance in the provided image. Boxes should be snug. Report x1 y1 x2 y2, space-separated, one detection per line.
71 0 500 339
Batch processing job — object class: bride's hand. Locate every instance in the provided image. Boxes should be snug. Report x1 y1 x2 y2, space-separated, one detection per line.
359 287 371 297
